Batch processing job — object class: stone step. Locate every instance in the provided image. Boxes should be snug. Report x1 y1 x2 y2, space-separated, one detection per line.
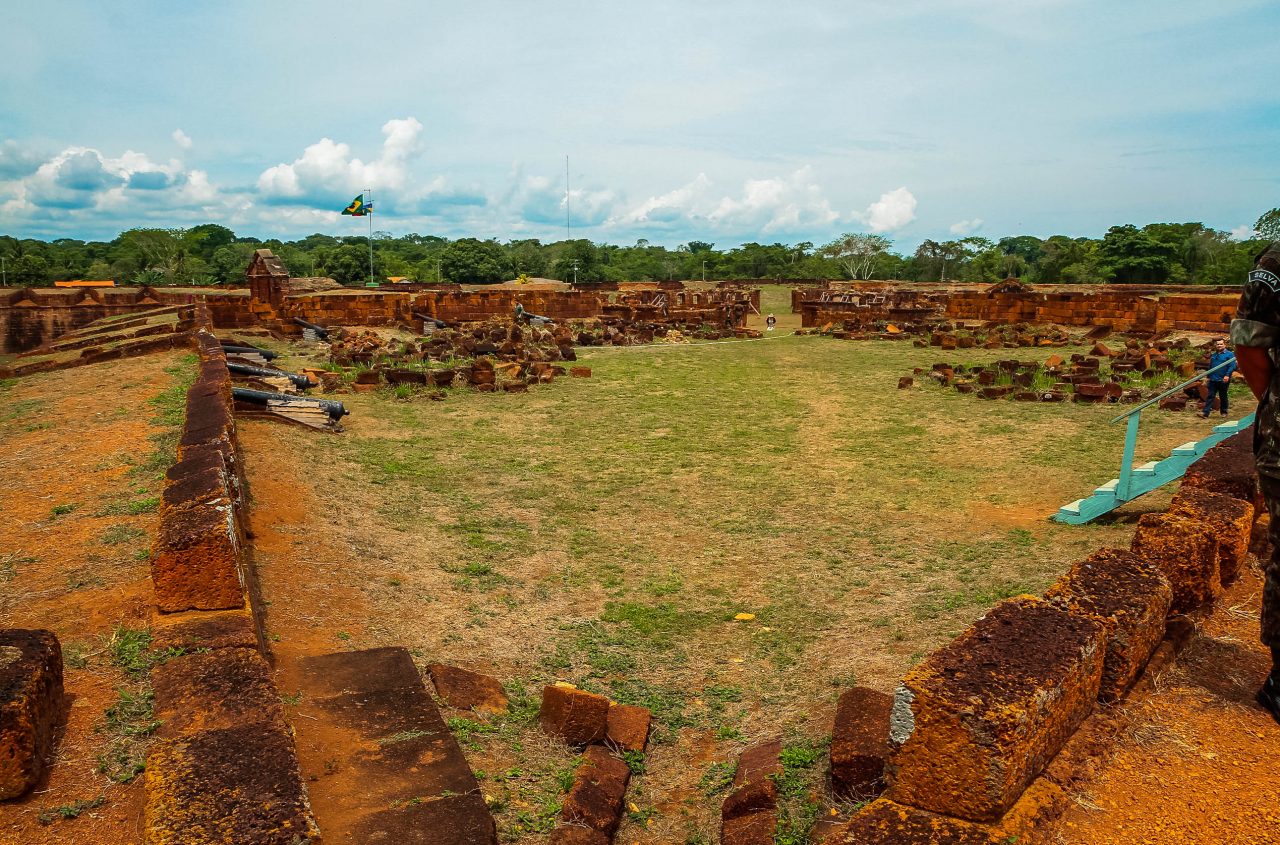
288 647 497 844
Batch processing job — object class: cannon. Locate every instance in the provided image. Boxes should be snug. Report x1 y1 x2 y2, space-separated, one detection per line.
221 343 278 361
226 362 315 390
293 317 330 340
412 312 448 330
231 388 348 420
514 303 554 326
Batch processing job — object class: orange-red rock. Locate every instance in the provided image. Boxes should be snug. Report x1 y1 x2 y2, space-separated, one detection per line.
0 630 63 800
1169 487 1254 585
540 684 609 745
1044 548 1172 702
885 597 1104 822
830 687 892 799
1130 512 1220 614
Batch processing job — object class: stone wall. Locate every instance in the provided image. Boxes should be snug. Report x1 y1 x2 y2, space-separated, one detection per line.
797 283 1242 333
825 432 1260 843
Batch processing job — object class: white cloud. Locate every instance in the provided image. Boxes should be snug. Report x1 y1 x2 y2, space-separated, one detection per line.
257 117 426 202
1231 224 1258 241
950 217 983 235
172 129 193 150
614 167 841 235
858 187 917 233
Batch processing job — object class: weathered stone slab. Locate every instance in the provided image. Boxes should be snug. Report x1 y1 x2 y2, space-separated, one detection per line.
820 798 995 844
144 721 319 844
1044 548 1172 702
294 648 496 843
348 793 497 844
151 500 244 612
540 683 609 745
830 687 892 799
0 630 63 800
427 663 509 714
149 609 258 654
1182 430 1261 509
559 745 631 837
885 596 1104 822
1169 487 1255 585
605 703 651 752
145 648 317 844
721 739 781 844
151 649 283 739
1130 512 1220 614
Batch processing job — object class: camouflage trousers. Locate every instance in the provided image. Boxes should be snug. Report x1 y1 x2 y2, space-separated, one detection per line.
1256 476 1280 647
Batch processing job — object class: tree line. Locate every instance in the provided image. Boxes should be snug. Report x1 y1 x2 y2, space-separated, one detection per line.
1 210 1276 288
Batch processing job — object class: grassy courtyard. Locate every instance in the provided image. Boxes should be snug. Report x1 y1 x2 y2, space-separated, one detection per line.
253 326 1233 843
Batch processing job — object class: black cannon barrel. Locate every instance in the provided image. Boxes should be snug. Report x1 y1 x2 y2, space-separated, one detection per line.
221 343 278 361
231 388 348 419
293 318 330 339
412 313 448 329
226 362 314 390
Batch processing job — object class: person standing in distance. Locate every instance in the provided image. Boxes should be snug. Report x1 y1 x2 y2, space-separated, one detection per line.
1202 337 1237 418
1229 239 1280 724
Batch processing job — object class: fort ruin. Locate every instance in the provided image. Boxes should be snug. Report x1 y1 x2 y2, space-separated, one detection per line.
2 263 1276 845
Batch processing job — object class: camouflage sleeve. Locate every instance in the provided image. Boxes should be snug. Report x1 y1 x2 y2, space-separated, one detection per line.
1231 242 1280 348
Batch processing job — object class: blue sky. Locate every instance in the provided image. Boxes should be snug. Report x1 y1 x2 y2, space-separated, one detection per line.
2 0 1277 250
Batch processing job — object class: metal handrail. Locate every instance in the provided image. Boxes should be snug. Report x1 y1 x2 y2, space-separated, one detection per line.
1109 358 1235 423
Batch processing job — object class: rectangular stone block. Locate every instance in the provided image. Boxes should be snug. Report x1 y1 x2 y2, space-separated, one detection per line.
1044 548 1172 702
830 687 892 799
1169 487 1254 585
151 499 244 612
1182 430 1262 510
605 702 650 752
1130 512 1220 614
559 745 631 837
145 648 317 844
144 721 319 844
885 596 1104 822
540 683 609 745
0 630 63 800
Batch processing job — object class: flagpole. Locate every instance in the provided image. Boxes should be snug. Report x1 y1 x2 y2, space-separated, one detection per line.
366 187 374 286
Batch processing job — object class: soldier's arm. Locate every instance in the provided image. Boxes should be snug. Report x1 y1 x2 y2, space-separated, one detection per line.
1235 346 1272 401
1230 244 1280 401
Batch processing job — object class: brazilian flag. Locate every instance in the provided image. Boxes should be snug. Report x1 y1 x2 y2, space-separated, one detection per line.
341 194 368 216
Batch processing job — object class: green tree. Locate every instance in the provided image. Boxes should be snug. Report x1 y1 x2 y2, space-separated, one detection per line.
440 238 510 284
1255 209 1280 240
1097 225 1178 284
317 244 384 285
821 233 892 280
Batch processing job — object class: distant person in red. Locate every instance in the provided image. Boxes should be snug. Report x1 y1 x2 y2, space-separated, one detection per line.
1229 239 1280 724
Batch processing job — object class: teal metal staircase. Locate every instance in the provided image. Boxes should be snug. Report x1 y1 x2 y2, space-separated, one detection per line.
1053 359 1251 525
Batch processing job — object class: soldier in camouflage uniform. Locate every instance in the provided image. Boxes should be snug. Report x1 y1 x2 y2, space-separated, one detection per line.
1229 239 1280 724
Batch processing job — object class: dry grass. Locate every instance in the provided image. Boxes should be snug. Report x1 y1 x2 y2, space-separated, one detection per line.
257 330 1221 844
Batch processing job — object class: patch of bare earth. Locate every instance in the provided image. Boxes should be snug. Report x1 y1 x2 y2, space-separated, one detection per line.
0 353 190 845
1056 563 1280 845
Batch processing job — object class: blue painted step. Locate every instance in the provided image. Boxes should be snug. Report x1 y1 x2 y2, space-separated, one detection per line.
1054 413 1254 525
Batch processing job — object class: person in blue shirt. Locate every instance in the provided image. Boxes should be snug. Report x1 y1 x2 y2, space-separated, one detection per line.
1201 337 1237 418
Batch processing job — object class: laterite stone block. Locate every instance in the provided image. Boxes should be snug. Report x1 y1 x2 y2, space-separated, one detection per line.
1169 487 1254 585
885 597 1104 822
830 687 892 799
721 739 781 845
558 745 631 837
0 630 63 800
1044 548 1172 702
151 500 244 612
1182 430 1262 510
145 649 318 844
540 684 609 745
1130 512 1220 614
820 798 995 844
427 663 509 715
605 703 651 752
